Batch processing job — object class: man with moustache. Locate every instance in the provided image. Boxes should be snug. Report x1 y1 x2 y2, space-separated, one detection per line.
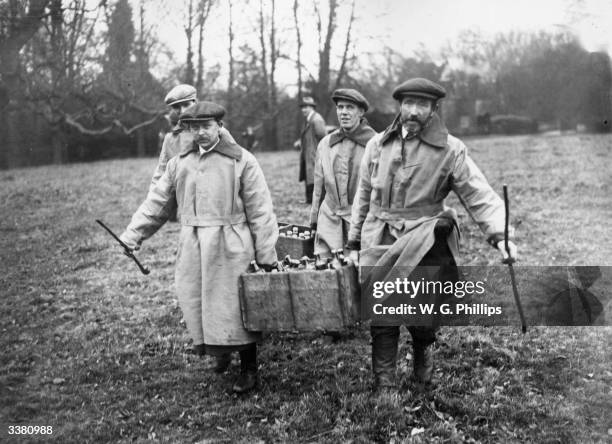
148 85 236 372
297 96 327 204
120 101 278 393
346 78 518 392
310 88 376 258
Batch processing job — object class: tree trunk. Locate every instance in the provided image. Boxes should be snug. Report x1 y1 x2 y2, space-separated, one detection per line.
51 128 68 164
136 127 146 157
227 0 235 118
0 0 50 169
316 0 338 119
196 12 204 92
184 0 195 84
268 0 278 150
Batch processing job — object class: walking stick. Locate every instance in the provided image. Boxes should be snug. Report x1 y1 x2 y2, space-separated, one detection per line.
503 185 526 333
96 219 150 275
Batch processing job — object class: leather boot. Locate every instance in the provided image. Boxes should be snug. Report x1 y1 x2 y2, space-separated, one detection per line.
413 342 434 384
213 354 231 374
371 326 399 391
233 344 258 393
188 343 206 356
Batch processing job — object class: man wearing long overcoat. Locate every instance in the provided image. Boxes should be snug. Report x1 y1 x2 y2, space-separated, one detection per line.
120 101 278 393
310 88 376 257
298 96 327 204
346 78 518 391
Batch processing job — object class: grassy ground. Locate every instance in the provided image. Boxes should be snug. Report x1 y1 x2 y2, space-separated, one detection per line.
1 133 611 443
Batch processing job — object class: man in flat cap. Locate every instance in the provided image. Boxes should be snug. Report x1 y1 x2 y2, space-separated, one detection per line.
310 88 376 258
149 84 197 194
150 84 236 195
346 77 518 392
297 96 327 204
120 101 279 393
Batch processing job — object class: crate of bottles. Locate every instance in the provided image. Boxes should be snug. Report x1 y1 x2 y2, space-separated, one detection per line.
238 251 360 332
276 222 314 259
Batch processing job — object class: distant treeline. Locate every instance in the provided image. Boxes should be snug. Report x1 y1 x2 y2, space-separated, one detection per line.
1 1 610 169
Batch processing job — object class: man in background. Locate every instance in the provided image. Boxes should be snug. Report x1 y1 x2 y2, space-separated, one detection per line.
296 96 327 204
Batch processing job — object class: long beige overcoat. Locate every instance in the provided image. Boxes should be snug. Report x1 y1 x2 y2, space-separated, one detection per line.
348 114 509 274
121 134 278 346
310 120 376 256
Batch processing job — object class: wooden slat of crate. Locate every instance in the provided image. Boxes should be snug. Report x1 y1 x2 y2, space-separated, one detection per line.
288 269 346 329
337 263 361 322
239 265 360 332
239 272 295 331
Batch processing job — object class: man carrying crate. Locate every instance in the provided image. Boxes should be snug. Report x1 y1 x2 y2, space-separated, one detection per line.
119 101 278 393
310 88 376 258
346 78 518 392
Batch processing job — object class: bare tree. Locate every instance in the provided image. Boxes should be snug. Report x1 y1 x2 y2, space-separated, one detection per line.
0 0 51 168
292 0 302 100
195 0 214 93
333 0 355 90
227 0 235 116
257 0 279 150
184 0 195 84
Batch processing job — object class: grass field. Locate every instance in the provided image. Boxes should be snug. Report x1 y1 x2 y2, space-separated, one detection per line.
1 133 611 443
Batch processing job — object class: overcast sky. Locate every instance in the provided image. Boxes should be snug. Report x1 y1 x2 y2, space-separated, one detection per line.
144 0 612 85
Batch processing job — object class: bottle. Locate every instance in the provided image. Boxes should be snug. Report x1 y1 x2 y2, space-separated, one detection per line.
283 255 300 269
329 249 343 270
298 257 308 270
298 256 315 270
248 260 262 273
314 253 328 271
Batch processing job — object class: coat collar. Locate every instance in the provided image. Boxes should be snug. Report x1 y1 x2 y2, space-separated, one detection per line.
179 131 243 160
329 118 376 148
171 123 182 135
380 113 448 148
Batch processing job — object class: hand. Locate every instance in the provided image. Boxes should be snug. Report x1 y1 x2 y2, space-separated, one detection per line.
259 262 278 272
293 140 301 150
348 249 359 266
119 232 140 252
496 240 518 264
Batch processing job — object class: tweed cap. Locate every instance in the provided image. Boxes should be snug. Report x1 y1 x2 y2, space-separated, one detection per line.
392 78 446 101
165 84 197 106
180 101 226 122
299 96 317 108
331 88 369 111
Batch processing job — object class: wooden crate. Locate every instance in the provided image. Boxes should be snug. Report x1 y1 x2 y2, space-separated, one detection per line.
239 264 360 332
275 222 314 259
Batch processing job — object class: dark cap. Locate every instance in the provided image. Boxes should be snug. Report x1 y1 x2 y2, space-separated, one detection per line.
180 101 226 122
331 88 369 111
165 84 197 106
392 78 446 101
300 96 317 108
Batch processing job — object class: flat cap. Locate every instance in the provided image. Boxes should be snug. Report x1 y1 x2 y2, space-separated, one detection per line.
392 78 446 101
299 96 317 108
180 101 226 121
165 84 197 106
331 88 369 111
